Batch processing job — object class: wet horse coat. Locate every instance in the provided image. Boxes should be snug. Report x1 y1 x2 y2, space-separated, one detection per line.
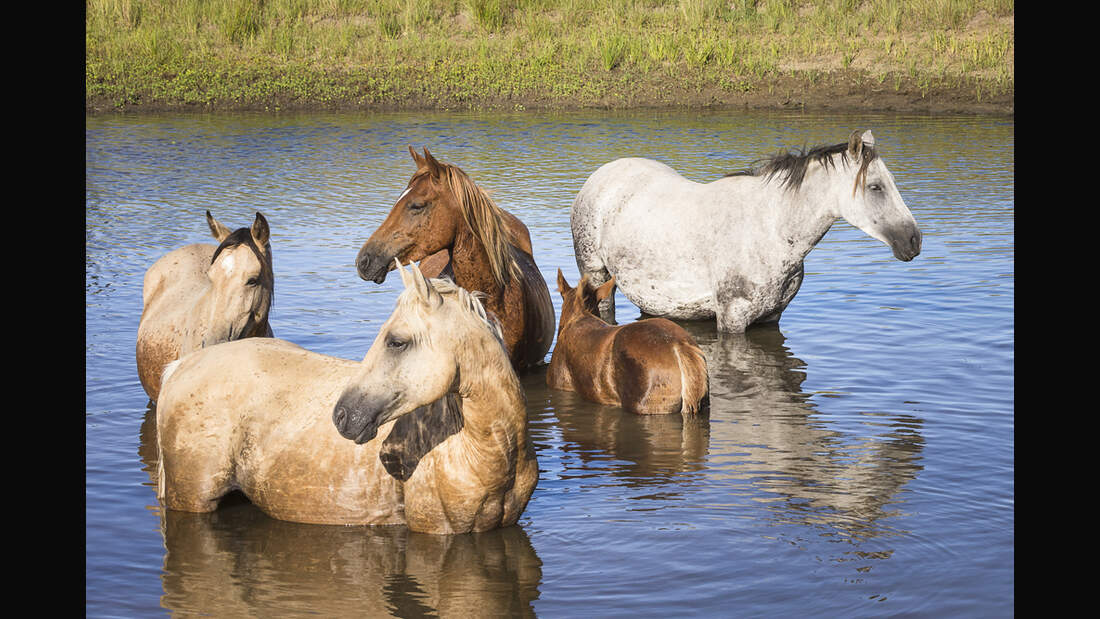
547 270 709 415
570 130 922 332
156 262 537 534
356 147 555 371
136 211 274 402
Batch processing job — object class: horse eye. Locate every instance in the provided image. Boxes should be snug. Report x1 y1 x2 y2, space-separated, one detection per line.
386 335 408 350
246 277 260 286
869 183 882 191
407 201 426 212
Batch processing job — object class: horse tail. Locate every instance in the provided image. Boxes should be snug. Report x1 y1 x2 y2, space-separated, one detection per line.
674 343 709 415
160 358 183 396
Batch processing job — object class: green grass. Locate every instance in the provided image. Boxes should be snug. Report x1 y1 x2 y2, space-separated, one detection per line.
85 0 1014 112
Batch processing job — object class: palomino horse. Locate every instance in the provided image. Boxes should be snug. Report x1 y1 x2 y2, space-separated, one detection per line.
136 211 274 402
355 147 555 372
547 269 709 415
570 130 922 332
156 261 538 535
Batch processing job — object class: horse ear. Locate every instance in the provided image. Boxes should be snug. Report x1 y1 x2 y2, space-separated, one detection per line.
409 261 444 309
847 130 864 159
556 268 571 294
409 145 426 168
206 210 232 242
594 277 616 303
422 148 443 179
861 130 875 147
250 212 270 251
395 258 413 289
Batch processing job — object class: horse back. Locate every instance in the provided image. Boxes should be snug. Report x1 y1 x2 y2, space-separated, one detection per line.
611 318 709 415
142 243 215 313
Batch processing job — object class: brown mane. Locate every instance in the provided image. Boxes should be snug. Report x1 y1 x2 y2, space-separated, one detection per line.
431 162 521 288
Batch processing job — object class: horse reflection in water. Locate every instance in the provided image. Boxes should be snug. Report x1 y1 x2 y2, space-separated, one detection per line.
544 318 924 538
682 322 926 538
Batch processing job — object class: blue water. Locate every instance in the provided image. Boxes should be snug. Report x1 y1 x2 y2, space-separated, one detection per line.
86 109 1013 617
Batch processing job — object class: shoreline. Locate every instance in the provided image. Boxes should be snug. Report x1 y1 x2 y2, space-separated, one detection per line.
85 73 1013 117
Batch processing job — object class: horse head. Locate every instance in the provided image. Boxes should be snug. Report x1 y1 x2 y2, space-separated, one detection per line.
555 268 614 329
201 211 274 347
333 260 503 445
356 147 466 284
835 130 922 262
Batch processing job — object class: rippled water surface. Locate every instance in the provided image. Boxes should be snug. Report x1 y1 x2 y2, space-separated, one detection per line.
86 110 1013 617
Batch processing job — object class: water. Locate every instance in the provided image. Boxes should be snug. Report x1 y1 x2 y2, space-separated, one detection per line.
86 110 1013 617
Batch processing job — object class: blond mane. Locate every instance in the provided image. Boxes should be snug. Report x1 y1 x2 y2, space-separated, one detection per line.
394 276 505 348
437 164 521 288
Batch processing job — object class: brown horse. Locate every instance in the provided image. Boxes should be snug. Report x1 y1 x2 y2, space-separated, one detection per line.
136 211 274 402
547 269 710 415
156 261 537 534
355 147 554 372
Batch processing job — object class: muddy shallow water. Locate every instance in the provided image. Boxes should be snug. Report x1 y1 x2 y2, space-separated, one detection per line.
86 109 1013 616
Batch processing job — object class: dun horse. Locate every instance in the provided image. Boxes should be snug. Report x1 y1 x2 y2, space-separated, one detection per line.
355 147 555 371
571 130 922 332
136 211 274 402
547 269 709 415
156 261 538 535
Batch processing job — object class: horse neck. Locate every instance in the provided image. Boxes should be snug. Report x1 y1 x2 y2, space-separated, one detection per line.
450 224 509 301
454 336 526 439
753 167 845 261
557 303 605 338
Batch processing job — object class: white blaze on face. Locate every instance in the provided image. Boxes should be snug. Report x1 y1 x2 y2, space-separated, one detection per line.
218 251 237 275
398 186 412 202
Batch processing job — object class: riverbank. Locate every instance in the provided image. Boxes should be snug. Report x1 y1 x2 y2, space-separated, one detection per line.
85 0 1014 116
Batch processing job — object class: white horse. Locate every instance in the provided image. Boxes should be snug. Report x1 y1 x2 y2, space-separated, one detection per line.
570 130 922 332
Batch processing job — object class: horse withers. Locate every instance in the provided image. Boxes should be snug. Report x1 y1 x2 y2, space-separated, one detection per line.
136 211 274 402
571 130 921 332
355 147 555 372
156 261 538 535
547 269 709 415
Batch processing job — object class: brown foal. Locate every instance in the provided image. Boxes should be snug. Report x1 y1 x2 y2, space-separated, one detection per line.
547 269 709 415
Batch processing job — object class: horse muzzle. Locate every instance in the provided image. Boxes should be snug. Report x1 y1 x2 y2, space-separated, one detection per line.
333 392 396 444
355 246 397 284
888 226 922 262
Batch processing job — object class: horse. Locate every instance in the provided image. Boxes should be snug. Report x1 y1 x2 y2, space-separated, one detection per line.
136 210 274 403
547 269 709 415
570 130 922 332
155 261 538 535
355 147 555 372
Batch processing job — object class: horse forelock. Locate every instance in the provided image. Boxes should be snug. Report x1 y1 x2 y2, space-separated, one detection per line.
438 164 521 287
210 227 275 296
727 141 879 192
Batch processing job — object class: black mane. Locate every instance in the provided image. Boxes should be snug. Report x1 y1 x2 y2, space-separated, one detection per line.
726 141 878 191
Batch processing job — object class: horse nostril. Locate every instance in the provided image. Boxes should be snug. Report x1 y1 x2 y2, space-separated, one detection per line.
334 406 348 431
910 234 921 250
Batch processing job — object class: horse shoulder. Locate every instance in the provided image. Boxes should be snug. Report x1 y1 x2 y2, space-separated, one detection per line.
400 398 531 533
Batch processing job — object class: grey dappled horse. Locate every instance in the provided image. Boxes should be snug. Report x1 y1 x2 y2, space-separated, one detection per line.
570 130 921 332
